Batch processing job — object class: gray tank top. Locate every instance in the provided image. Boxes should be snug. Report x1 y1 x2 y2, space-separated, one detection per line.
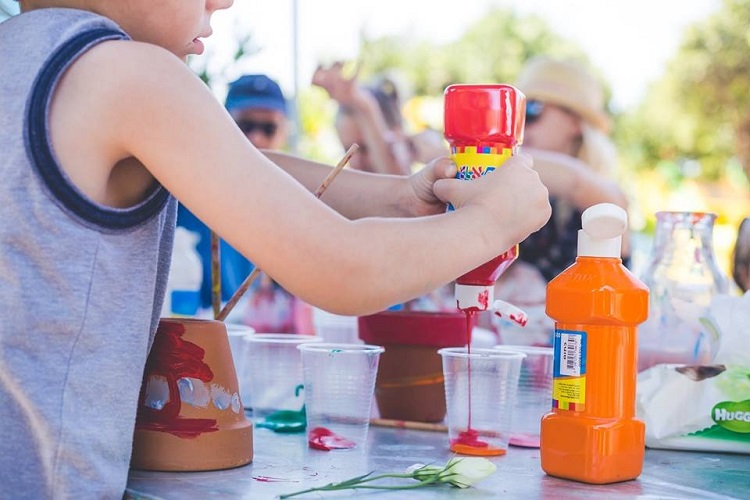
0 8 176 498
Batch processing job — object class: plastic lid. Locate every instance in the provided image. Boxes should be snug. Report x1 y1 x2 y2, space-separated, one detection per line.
577 203 627 258
444 84 526 148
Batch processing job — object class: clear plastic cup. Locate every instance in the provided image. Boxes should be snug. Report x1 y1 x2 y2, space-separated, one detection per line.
439 347 525 456
311 308 361 344
243 334 321 416
299 343 384 451
498 345 554 448
225 324 255 402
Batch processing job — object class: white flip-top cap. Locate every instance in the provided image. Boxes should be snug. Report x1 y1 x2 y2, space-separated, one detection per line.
577 203 627 258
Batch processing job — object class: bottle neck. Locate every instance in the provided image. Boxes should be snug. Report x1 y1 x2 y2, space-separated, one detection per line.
576 255 622 264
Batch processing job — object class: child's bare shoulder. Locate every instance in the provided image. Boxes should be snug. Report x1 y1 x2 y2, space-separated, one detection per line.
54 38 206 141
68 39 194 92
49 39 207 204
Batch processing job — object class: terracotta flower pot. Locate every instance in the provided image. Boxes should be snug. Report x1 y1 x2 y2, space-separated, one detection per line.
358 311 472 423
130 318 253 471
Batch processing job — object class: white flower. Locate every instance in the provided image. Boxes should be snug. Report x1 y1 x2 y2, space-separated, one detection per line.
405 458 497 489
439 457 497 488
404 463 427 474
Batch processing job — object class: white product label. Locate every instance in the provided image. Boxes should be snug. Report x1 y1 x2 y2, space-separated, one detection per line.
560 333 581 377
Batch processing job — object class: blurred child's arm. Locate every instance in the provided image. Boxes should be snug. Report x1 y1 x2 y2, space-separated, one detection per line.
312 62 412 175
523 147 630 256
523 147 627 210
51 41 551 316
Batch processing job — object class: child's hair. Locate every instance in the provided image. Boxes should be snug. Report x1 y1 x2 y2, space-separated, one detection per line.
732 217 750 292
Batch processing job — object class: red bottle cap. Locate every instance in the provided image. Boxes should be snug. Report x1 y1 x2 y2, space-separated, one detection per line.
444 84 526 149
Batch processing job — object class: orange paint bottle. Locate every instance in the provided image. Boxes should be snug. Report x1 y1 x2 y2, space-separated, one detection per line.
541 203 649 484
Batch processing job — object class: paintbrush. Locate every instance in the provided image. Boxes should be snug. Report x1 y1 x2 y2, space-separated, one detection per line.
216 144 359 322
369 418 448 433
210 231 221 319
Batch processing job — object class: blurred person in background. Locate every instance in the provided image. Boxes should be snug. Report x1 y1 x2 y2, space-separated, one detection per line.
177 74 297 332
312 61 446 176
732 217 750 293
493 56 629 345
313 62 457 313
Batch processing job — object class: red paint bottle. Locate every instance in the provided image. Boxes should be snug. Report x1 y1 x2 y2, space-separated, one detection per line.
443 84 526 313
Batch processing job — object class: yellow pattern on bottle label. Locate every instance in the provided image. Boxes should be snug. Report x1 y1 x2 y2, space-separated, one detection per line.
553 377 586 411
451 146 513 180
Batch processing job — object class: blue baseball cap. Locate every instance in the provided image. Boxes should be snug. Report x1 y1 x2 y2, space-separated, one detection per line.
225 74 287 116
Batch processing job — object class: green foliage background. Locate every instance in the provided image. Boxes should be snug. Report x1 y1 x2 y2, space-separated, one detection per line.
5 1 748 263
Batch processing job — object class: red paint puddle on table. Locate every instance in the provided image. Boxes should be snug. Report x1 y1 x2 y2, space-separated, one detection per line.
308 426 356 451
136 321 218 438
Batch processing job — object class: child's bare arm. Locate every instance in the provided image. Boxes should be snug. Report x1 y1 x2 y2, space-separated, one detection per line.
52 41 551 315
263 151 456 220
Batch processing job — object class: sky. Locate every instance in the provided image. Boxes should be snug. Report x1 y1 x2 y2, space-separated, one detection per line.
205 0 721 113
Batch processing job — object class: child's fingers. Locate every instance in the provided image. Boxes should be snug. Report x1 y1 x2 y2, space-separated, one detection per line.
424 156 455 181
432 176 460 205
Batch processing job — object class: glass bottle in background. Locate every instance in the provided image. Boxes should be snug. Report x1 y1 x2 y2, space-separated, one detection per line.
638 211 729 371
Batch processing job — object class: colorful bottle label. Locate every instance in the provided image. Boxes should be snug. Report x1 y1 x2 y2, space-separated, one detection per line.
448 145 513 212
552 329 587 411
451 145 513 179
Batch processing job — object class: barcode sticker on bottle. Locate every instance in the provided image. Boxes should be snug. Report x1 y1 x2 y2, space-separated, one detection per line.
552 329 587 411
560 333 581 376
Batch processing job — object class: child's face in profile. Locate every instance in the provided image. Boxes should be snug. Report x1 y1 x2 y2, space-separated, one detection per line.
27 0 233 59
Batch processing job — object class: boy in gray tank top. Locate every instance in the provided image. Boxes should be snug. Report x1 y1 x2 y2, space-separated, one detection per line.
0 0 551 498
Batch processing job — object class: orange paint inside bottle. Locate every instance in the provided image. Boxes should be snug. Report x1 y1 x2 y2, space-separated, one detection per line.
541 204 649 484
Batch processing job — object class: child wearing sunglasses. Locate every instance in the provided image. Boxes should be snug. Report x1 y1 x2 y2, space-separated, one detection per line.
0 1 551 496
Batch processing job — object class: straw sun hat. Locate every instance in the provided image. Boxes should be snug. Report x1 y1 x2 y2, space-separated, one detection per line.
516 57 611 133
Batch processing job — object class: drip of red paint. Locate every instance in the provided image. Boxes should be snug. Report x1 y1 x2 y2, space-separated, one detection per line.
455 310 490 449
307 426 356 451
465 310 473 428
